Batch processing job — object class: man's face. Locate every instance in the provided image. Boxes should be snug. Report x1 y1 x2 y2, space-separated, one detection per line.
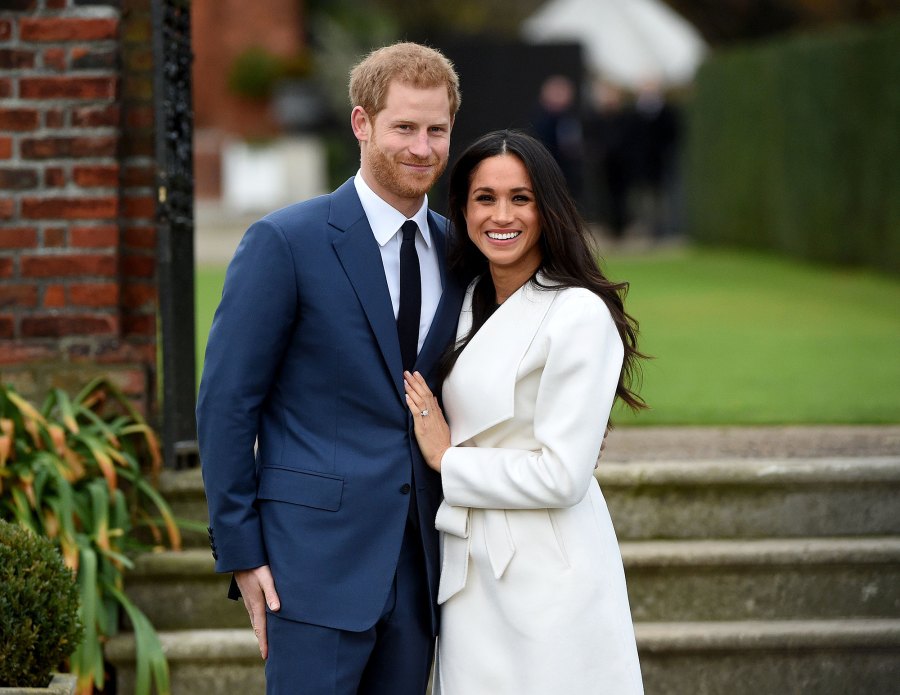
352 81 453 215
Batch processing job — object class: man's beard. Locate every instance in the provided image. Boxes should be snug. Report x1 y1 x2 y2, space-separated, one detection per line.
366 134 447 200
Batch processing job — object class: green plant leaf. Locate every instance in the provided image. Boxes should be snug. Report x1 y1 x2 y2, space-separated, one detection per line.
87 479 111 553
108 585 172 695
76 434 117 491
75 404 123 450
71 545 104 691
120 422 163 475
52 388 80 434
119 468 182 551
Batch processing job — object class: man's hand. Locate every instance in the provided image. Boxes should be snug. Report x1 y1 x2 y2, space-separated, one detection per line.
234 565 281 659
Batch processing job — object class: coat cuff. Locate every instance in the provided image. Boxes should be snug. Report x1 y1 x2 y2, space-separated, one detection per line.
434 500 469 538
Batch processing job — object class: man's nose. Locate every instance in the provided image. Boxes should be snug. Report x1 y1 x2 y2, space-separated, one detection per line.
409 130 431 158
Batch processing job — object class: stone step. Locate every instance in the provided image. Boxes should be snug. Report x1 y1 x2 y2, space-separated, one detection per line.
124 550 246 630
127 536 900 630
160 457 900 544
105 620 900 695
622 537 900 621
635 618 900 695
598 456 900 539
157 467 209 547
105 628 265 695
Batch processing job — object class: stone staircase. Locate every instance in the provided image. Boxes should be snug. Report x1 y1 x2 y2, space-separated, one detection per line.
604 456 900 694
107 453 900 694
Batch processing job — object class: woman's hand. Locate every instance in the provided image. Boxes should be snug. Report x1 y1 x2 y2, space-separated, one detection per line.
404 370 450 472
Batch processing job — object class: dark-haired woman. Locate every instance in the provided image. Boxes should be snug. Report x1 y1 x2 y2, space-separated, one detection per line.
404 130 645 694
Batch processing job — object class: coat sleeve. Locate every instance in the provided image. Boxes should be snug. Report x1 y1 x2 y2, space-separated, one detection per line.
439 292 624 510
196 218 299 573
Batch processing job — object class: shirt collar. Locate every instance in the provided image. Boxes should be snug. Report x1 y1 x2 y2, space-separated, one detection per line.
354 170 433 248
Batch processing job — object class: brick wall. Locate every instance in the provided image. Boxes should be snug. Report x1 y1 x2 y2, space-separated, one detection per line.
0 0 158 415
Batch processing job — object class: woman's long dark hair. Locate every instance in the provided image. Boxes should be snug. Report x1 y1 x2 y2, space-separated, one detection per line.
443 129 647 412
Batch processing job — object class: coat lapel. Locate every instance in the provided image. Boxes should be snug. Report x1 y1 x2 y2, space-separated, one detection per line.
330 180 405 390
443 276 558 446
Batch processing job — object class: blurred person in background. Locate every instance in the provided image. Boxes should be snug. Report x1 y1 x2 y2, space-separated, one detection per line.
631 79 682 240
530 74 585 208
584 80 635 238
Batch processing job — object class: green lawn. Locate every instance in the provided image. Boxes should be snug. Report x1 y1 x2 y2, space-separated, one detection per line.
604 248 900 425
196 247 900 426
195 264 227 387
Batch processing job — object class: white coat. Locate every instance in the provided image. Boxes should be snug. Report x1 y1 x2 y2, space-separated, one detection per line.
433 277 644 694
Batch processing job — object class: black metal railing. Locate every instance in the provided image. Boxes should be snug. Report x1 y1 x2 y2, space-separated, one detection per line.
152 0 198 468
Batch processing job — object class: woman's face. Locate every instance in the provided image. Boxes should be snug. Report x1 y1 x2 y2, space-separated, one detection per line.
464 153 542 283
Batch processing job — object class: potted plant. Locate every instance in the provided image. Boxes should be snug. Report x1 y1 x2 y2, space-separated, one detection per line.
0 378 181 695
0 519 82 694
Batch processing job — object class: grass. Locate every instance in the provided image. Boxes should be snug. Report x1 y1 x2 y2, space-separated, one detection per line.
195 247 900 426
195 264 228 386
604 247 900 425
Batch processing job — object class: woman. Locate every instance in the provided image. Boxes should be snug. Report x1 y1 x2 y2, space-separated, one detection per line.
404 130 646 694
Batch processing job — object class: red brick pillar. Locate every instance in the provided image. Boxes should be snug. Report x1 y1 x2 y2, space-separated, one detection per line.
0 0 159 416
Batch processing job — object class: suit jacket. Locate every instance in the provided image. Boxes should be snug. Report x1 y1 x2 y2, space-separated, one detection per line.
197 178 465 632
431 277 643 693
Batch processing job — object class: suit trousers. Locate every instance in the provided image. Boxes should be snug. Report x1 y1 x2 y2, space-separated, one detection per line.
264 519 434 695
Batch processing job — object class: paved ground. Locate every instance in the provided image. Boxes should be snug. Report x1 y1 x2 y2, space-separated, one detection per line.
196 208 900 463
195 203 253 265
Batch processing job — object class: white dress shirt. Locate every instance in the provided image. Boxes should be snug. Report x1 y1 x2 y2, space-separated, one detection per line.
354 171 443 354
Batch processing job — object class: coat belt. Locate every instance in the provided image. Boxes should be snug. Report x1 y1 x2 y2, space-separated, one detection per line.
435 501 516 603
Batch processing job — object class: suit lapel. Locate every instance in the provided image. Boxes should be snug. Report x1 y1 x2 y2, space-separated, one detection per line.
330 180 405 390
442 277 558 446
415 212 464 379
330 181 464 402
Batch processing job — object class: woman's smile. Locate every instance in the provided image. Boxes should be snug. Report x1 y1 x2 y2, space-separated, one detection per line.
486 230 522 241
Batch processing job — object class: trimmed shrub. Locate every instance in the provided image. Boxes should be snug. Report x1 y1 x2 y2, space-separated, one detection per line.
684 18 900 273
0 519 83 688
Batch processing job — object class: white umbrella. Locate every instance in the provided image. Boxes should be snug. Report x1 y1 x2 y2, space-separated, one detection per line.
522 0 707 88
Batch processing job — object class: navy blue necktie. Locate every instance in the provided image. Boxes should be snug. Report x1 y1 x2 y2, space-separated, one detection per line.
397 220 421 372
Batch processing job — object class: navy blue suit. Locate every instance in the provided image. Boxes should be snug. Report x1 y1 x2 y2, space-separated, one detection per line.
197 178 465 689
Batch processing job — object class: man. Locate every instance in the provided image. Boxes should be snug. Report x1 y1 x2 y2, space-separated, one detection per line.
197 42 464 694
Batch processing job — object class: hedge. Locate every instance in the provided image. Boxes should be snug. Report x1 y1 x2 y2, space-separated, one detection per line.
684 18 900 273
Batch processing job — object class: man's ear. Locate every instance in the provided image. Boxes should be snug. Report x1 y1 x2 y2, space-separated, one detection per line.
351 106 371 142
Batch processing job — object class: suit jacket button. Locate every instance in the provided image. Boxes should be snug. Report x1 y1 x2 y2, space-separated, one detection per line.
400 483 411 494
